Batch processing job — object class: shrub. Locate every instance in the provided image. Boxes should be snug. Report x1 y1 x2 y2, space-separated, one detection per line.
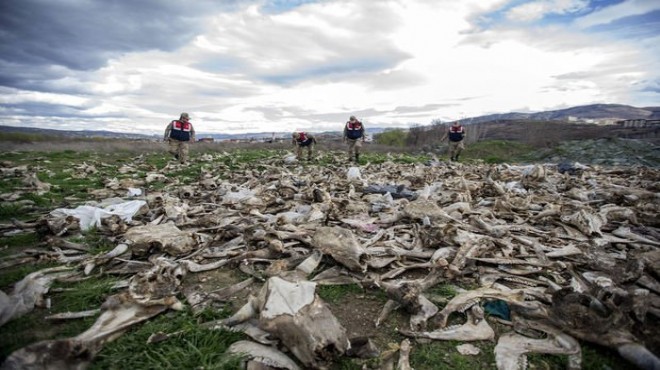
375 129 407 146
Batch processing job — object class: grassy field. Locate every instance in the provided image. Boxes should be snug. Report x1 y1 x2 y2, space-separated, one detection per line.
0 138 637 369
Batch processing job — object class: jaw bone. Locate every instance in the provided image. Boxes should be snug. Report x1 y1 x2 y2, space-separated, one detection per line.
495 320 581 370
227 340 301 370
399 305 495 341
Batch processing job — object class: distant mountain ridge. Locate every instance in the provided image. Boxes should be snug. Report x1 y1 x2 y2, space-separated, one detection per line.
0 125 158 139
464 103 660 124
1 104 657 140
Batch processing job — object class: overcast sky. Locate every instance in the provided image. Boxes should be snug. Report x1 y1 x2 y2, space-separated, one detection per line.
0 0 658 135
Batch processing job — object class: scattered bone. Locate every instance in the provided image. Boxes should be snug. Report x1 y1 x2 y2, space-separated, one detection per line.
123 222 199 257
3 150 660 369
45 309 101 320
311 227 367 272
223 276 349 368
456 343 481 355
227 340 301 370
400 305 495 341
0 266 75 327
495 321 581 370
2 258 185 369
396 339 412 370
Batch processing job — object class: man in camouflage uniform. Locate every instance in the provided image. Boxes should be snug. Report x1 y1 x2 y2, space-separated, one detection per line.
292 131 317 161
440 121 466 161
164 112 196 164
343 115 366 163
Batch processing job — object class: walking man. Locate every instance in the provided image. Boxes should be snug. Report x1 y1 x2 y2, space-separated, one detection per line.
164 112 195 164
440 121 466 161
343 115 366 163
292 131 317 161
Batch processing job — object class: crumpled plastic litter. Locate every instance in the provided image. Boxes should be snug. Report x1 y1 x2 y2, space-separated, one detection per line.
127 188 143 197
557 162 588 175
483 299 511 321
347 167 362 182
50 200 147 231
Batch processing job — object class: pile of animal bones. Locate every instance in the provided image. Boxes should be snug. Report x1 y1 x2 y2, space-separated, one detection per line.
0 153 659 369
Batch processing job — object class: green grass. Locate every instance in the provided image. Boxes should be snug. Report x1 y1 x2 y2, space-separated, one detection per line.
0 232 41 262
0 311 97 360
92 308 244 370
19 192 53 208
0 262 59 290
466 140 537 163
317 284 365 303
360 152 431 164
428 284 458 299
50 276 119 312
410 341 496 369
0 203 29 221
0 131 66 143
75 228 115 254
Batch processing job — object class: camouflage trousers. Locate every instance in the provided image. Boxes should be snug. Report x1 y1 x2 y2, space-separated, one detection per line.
296 143 314 160
346 139 362 157
168 138 190 164
448 140 464 159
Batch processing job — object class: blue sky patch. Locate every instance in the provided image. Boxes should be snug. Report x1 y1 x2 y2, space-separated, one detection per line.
261 0 321 14
260 58 390 85
476 0 628 28
586 9 660 39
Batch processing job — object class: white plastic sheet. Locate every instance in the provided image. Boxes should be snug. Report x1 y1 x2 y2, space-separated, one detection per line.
127 188 143 197
222 188 256 204
50 200 147 231
346 167 361 182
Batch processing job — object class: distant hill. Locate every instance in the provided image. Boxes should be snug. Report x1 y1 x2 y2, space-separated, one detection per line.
464 104 659 124
0 125 157 140
2 104 657 141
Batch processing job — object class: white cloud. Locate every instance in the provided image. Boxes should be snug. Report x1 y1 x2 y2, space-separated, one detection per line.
0 87 89 106
0 0 658 135
506 0 589 22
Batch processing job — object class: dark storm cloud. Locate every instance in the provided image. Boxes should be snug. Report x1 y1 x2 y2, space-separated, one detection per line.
0 0 241 87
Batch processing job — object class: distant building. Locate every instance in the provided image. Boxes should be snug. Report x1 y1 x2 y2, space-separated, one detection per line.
616 119 660 128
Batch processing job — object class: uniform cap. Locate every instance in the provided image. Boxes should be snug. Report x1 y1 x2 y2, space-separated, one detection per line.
180 112 190 119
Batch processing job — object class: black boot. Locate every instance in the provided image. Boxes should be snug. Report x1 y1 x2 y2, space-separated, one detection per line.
174 153 179 160
355 153 360 163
